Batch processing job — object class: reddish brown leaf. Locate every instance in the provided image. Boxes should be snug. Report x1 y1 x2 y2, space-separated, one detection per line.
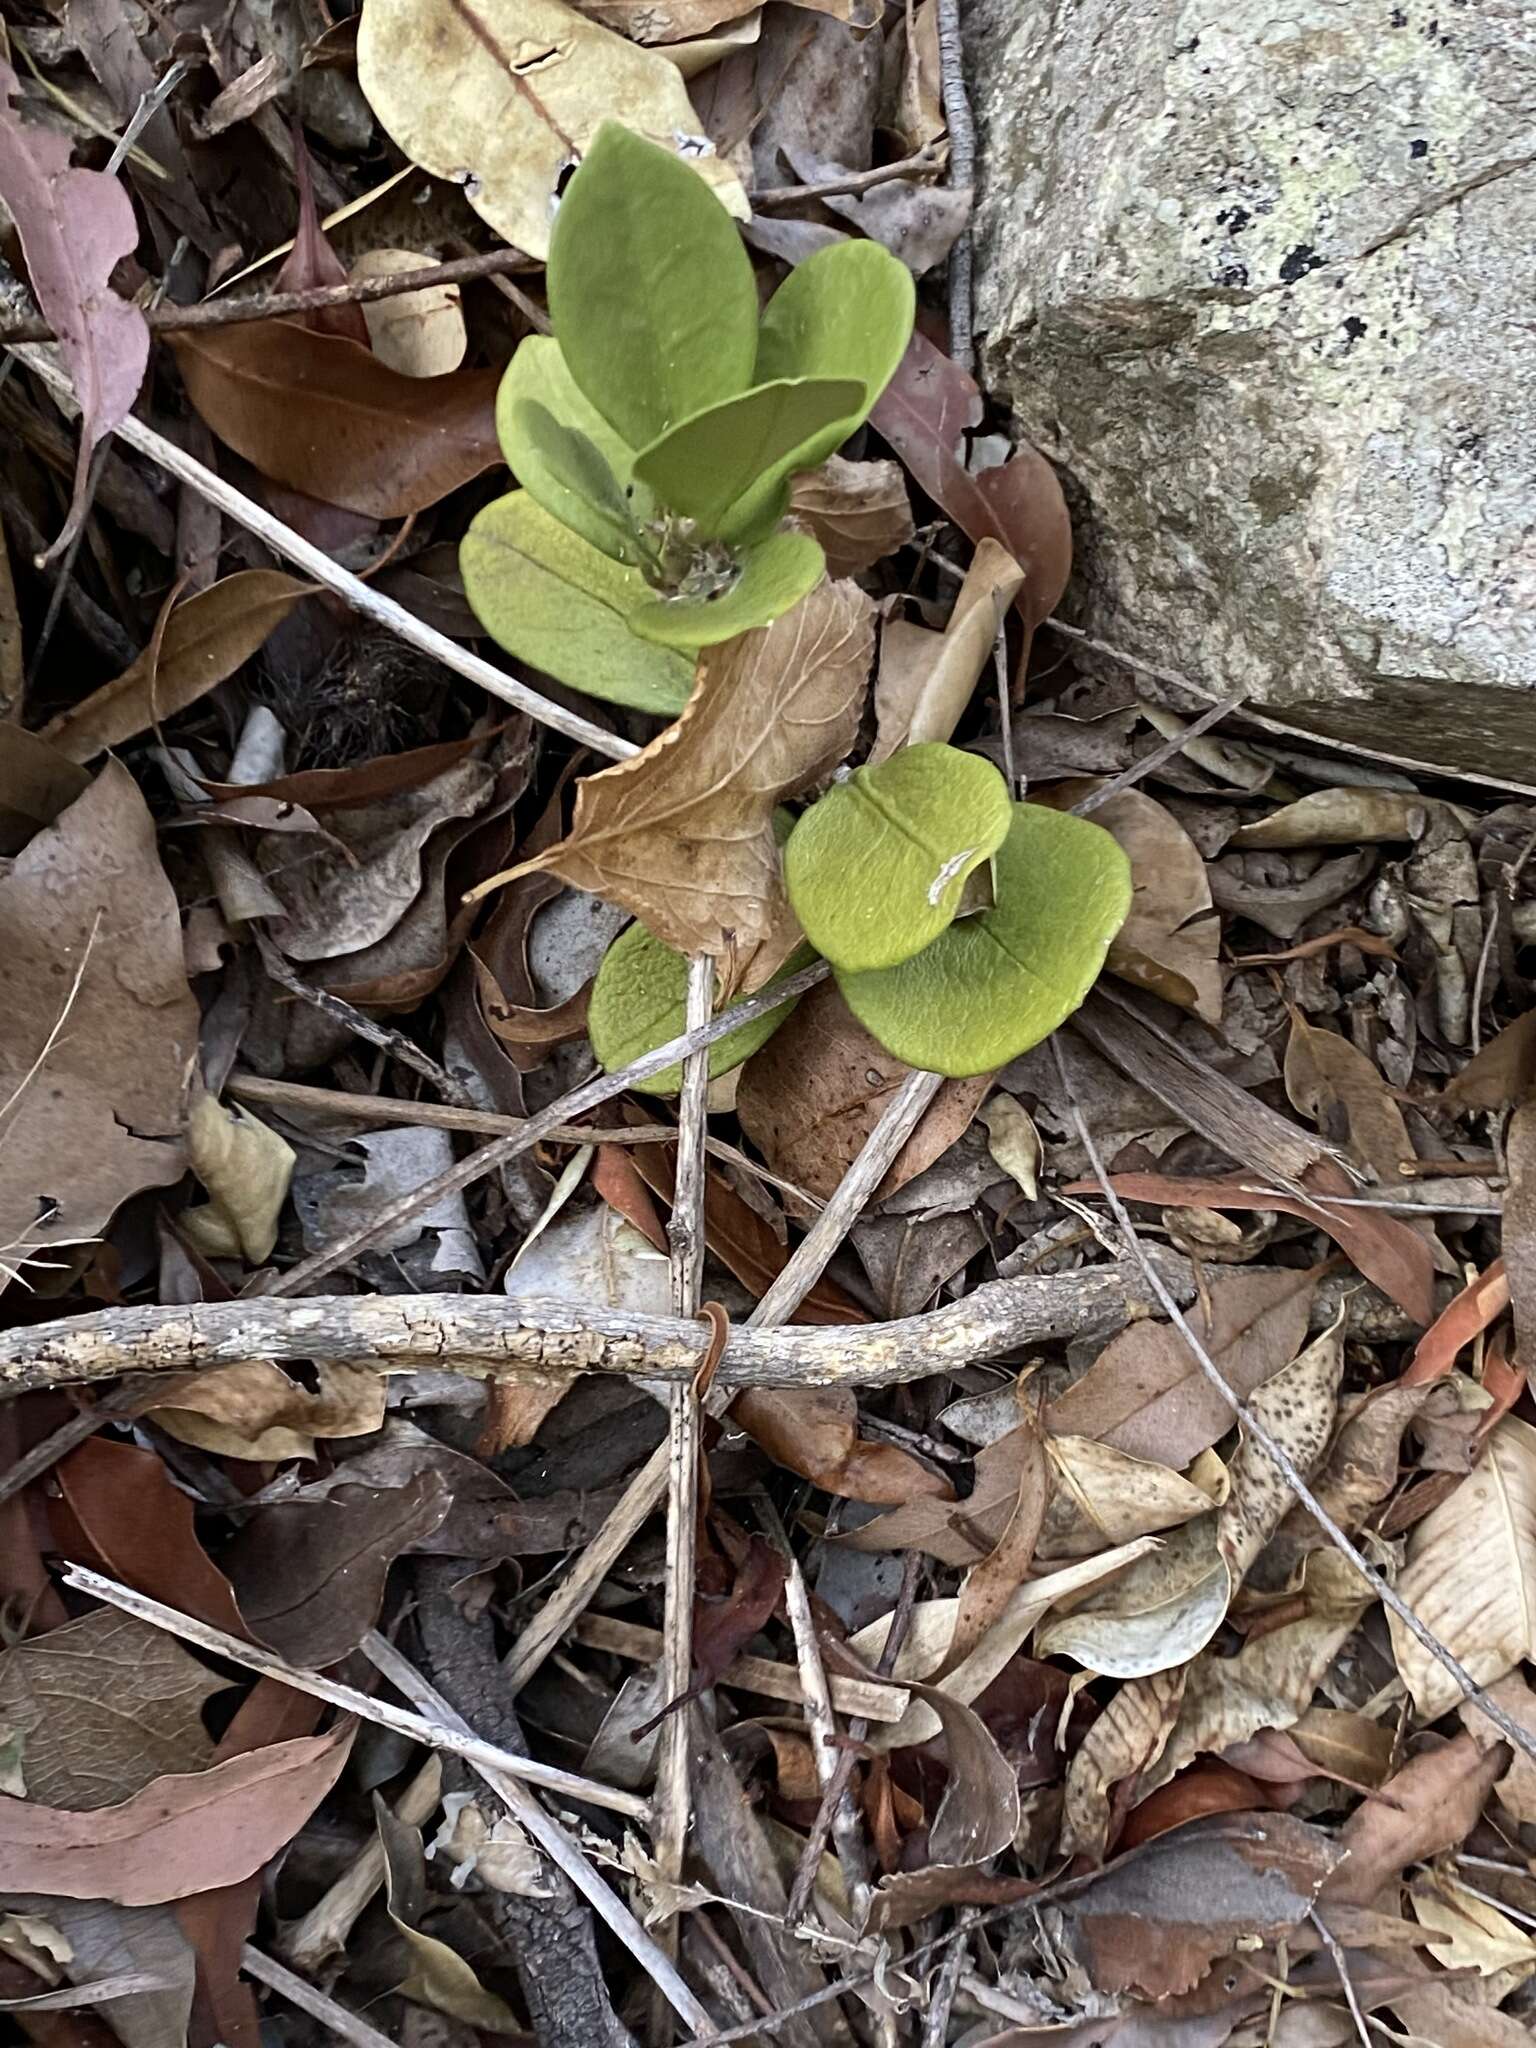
274 132 370 345
1321 1733 1508 1906
692 1534 785 1697
1118 1761 1278 1851
735 1385 953 1506
0 1722 354 1905
1401 1257 1509 1384
172 321 500 518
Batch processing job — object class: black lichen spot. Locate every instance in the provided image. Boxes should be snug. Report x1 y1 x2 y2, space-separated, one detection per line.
1215 204 1252 236
1279 243 1323 283
1215 261 1249 287
1410 138 1429 159
1389 4 1406 20
1342 316 1368 343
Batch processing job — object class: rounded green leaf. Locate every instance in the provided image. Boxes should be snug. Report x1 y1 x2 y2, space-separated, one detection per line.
628 531 825 650
461 490 692 716
496 338 645 561
549 122 758 451
589 923 811 1094
633 377 865 535
785 744 1012 973
754 242 915 466
835 802 1133 1077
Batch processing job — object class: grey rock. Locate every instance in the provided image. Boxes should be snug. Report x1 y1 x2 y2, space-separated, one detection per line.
970 0 1536 780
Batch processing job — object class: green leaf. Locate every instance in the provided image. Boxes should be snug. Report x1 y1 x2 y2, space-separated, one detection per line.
755 242 915 463
629 531 826 650
548 122 758 451
589 923 811 1094
633 377 865 535
461 490 692 716
496 338 645 560
785 744 1012 973
835 803 1133 1077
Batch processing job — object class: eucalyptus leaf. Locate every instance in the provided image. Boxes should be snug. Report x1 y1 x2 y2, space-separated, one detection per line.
460 491 692 715
589 923 811 1094
511 400 637 561
629 531 826 650
755 242 915 464
785 744 1012 973
548 122 758 450
835 803 1133 1076
633 377 865 534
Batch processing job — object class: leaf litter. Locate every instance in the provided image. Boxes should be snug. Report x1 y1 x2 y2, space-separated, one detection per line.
0 11 1531 2048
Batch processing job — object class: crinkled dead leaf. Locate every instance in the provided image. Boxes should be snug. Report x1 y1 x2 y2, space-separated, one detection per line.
357 0 747 261
734 1386 953 1506
1413 1871 1536 1980
1047 1265 1318 1468
1039 1434 1219 1561
1322 1733 1508 1906
870 539 1022 763
867 1681 1020 1931
978 1092 1042 1201
1285 1011 1415 1185
0 763 198 1293
1388 1413 1536 1718
172 321 500 517
149 1360 387 1462
180 1089 295 1264
430 1792 546 1895
1060 1667 1188 1862
1230 787 1428 849
1084 787 1223 1025
352 248 468 376
788 455 914 577
938 1402 1049 1676
1258 1380 1433 1588
0 63 149 560
375 1798 524 2031
40 572 312 764
488 579 872 963
0 1723 353 1906
1460 1672 1536 1827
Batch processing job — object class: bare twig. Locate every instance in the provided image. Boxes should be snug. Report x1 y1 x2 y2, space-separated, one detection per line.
9 344 636 761
60 1564 652 1816
0 249 537 345
1306 1910 1374 2048
750 144 947 207
253 933 474 1107
934 0 976 372
361 1632 714 2039
920 1906 976 2048
279 1755 442 1974
782 1557 867 1915
1070 692 1249 814
240 1945 397 2048
1050 1033 1536 1770
572 1614 908 1723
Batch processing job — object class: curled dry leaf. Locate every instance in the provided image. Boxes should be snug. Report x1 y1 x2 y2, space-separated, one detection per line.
1387 1413 1536 1718
180 1090 295 1264
867 1680 1021 1931
376 1798 524 2033
1074 786 1223 1026
0 763 198 1292
488 579 873 965
357 0 748 261
1039 1435 1218 1561
40 572 313 764
148 1360 387 1462
870 539 1023 763
1441 1005 1536 1112
1284 1011 1416 1186
351 248 468 377
0 63 149 559
1230 787 1429 849
734 1386 953 1506
788 455 914 578
1060 1667 1188 1862
172 321 501 518
1321 1732 1509 1906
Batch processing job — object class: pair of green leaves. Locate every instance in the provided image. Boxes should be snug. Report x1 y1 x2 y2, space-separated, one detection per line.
461 122 916 710
785 745 1133 1075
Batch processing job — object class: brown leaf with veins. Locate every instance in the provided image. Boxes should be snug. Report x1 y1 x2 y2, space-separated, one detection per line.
788 455 914 577
496 579 872 964
1321 1733 1508 1905
1070 786 1222 1026
734 1385 953 1506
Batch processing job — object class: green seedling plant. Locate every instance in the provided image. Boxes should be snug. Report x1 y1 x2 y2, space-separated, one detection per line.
461 120 916 713
592 743 1134 1087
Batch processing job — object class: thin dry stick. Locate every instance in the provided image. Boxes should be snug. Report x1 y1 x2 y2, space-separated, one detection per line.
654 953 714 2032
240 1944 396 2048
920 1906 976 2048
500 1066 945 1695
9 344 635 761
251 957 830 1298
253 932 472 1107
750 144 947 207
782 1558 867 1917
60 1564 652 1816
279 1755 443 1974
1069 692 1249 815
934 0 976 372
0 249 537 345
1049 1034 1536 1770
361 1632 714 2040
1306 1909 1373 2048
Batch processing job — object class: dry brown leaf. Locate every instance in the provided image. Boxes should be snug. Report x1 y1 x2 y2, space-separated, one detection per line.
0 726 91 856
0 763 198 1292
1387 1413 1536 1718
870 538 1022 763
149 1360 387 1462
978 1092 1042 1200
1459 1671 1536 1826
787 456 914 578
1321 1733 1508 1906
0 1612 227 1810
1441 1006 1536 1113
1284 1012 1415 1185
497 580 872 964
1230 787 1428 849
1039 1435 1218 1561
836 1408 1032 1565
1257 1380 1432 1589
736 977 993 1202
1046 1266 1318 1467
350 248 468 377
1086 787 1223 1026
180 1090 295 1265
866 1680 1020 1931
357 0 748 261
733 1386 953 1506
938 1402 1049 1676
1061 1668 1188 1862
581 0 875 40
376 1798 526 2031
40 572 312 764
0 1723 353 1906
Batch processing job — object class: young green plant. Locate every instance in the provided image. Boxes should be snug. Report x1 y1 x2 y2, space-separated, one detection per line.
461 121 916 711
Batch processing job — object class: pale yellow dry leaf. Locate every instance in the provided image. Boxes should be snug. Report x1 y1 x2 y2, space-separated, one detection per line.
657 9 763 77
430 1796 548 1896
1412 1873 1536 1981
180 1089 295 1264
1039 1435 1217 1561
503 578 873 962
1389 1413 1536 1719
978 1092 1041 1202
356 0 748 261
1060 1666 1187 1861
870 538 1021 763
351 248 468 377
149 1360 387 1461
